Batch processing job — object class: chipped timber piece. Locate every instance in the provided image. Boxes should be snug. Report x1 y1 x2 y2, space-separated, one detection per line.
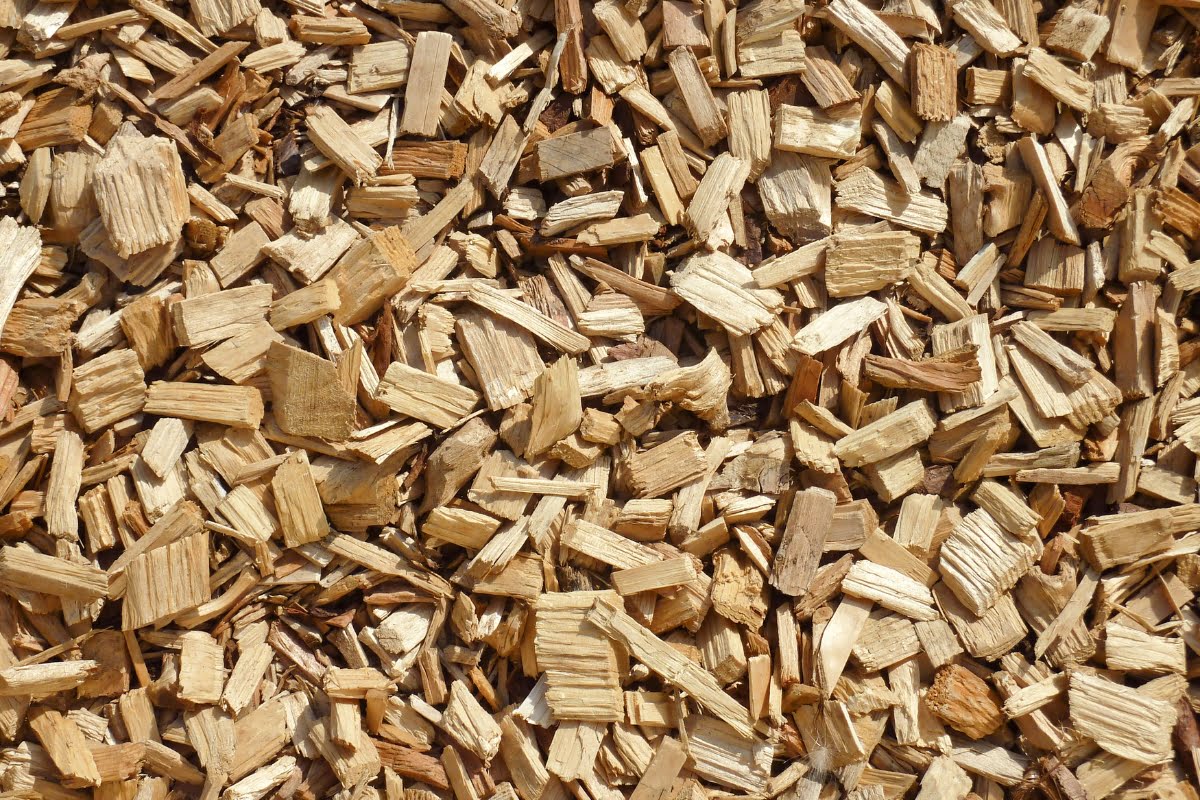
0 547 107 601
914 756 971 800
821 0 910 86
825 230 921 297
792 296 887 355
945 0 1023 56
144 382 264 429
307 105 382 184
540 191 624 237
726 90 772 179
330 226 416 325
684 715 772 793
1017 136 1081 246
122 529 210 629
465 283 590 354
536 128 618 181
771 487 836 595
68 349 147 434
842 560 939 620
92 129 188 258
910 44 957 122
775 103 861 159
534 592 624 722
267 342 356 441
626 431 708 498
375 362 480 429
925 664 1004 739
836 167 949 234
0 219 42 336
171 285 274 347
586 598 755 737
670 249 779 336
939 509 1038 615
1068 672 1175 764
400 32 453 138
666 47 726 148
683 152 751 245
834 400 937 467
272 450 328 547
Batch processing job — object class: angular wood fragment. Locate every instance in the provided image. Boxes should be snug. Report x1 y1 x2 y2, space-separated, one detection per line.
442 681 502 762
842 560 938 621
593 0 647 61
536 129 618 181
122 529 210 629
376 362 480 429
726 90 772 179
1047 5 1110 60
826 230 921 297
612 557 697 595
800 45 861 109
540 191 624 237
771 488 836 596
946 0 1022 55
925 664 1004 739
478 116 529 200
683 153 751 244
1068 672 1175 764
775 104 861 159
349 40 411 93
667 47 726 148
1104 621 1186 675
586 598 755 737
307 105 382 184
939 509 1037 616
836 167 949 234
535 592 624 722
628 737 687 800
69 349 147 434
29 708 102 788
267 342 356 441
821 0 911 86
792 296 887 355
910 44 957 121
93 131 188 258
465 283 590 354
526 356 582 458
171 284 273 347
684 715 772 793
914 756 971 800
758 151 833 239
670 249 778 336
45 429 84 541
336 229 415 326
626 432 707 498
1022 48 1093 113
1017 137 1081 246
0 546 107 600
835 400 936 467
145 382 264 429
816 594 872 694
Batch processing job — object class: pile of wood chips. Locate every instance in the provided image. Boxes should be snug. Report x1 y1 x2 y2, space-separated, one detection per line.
2 0 1200 797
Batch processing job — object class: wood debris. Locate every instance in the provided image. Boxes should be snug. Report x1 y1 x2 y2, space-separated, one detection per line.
0 0 1197 798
